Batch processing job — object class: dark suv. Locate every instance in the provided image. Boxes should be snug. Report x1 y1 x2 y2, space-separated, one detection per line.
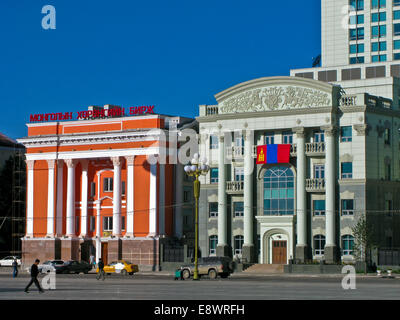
180 256 233 279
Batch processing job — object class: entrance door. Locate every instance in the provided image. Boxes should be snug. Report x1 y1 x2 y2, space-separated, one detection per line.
272 241 287 264
101 242 108 265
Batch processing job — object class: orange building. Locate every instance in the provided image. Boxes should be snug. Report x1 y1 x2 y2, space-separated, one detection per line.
17 105 195 270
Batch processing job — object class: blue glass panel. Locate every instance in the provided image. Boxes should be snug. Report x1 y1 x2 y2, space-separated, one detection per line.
264 189 271 199
271 189 279 199
287 189 294 199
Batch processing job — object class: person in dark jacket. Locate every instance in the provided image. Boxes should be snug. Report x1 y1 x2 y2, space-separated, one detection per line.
24 259 44 293
96 258 105 281
12 258 18 278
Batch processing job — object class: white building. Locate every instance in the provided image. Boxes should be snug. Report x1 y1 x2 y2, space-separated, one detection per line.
196 76 400 265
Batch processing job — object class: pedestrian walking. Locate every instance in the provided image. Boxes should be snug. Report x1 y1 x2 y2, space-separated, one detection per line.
96 258 105 281
12 258 18 278
24 259 44 293
89 254 95 268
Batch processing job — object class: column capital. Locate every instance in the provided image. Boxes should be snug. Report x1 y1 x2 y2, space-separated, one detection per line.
47 159 56 169
353 124 370 136
64 159 75 168
292 127 305 138
80 159 89 171
125 156 135 166
218 134 225 143
321 125 337 137
25 160 35 170
111 156 121 167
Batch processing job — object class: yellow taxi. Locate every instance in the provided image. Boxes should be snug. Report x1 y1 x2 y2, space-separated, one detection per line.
97 260 139 276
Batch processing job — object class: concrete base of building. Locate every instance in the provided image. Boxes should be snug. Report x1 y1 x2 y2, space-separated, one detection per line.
60 237 80 261
121 238 160 271
217 244 232 258
21 237 61 268
242 244 255 263
324 245 339 264
295 244 308 263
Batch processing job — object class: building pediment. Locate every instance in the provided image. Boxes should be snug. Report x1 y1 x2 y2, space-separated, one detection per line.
215 76 338 115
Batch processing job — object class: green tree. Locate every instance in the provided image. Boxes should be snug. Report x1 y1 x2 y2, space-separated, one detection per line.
351 215 375 273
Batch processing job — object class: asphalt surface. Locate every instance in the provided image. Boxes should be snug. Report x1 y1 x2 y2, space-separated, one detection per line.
0 271 399 300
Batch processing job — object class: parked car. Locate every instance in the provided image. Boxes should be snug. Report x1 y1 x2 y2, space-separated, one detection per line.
62 260 92 274
96 260 139 276
0 256 21 267
38 260 66 274
180 256 233 279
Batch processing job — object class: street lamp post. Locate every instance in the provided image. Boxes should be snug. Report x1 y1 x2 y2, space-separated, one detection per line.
184 153 210 280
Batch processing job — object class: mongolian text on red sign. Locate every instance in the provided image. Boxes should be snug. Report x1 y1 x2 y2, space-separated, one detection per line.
29 105 155 122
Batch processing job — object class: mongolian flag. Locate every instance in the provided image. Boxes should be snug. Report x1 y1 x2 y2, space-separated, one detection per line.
257 144 291 164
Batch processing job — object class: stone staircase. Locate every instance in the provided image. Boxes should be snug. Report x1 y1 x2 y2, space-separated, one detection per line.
242 264 285 274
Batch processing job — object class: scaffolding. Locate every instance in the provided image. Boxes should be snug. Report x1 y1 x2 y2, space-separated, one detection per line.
11 146 25 256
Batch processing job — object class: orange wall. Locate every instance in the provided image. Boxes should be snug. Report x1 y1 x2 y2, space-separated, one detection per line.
134 156 150 237
33 160 48 237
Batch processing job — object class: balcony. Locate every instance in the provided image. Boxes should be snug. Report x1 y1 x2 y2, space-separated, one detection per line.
226 181 244 194
306 179 325 192
226 145 297 160
305 142 325 156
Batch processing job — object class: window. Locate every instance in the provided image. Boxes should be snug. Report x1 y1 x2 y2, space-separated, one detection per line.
342 200 354 216
341 126 353 142
341 162 353 179
314 131 325 143
350 43 364 53
349 27 364 40
183 188 191 202
395 0 400 6
209 236 218 255
394 40 400 50
371 54 387 62
350 56 365 64
314 165 325 179
233 202 244 217
90 216 96 232
366 66 386 78
350 14 364 24
234 235 244 255
385 162 391 180
342 235 355 255
210 168 219 184
394 24 400 36
372 12 386 22
103 177 113 192
371 41 386 52
371 25 386 38
263 166 295 216
265 132 275 145
210 135 219 149
342 68 362 80
394 10 400 20
90 182 96 197
121 216 125 231
209 202 218 218
394 53 400 60
121 181 126 196
103 216 113 231
314 235 325 255
282 131 293 144
350 0 364 10
313 200 326 216
384 128 391 145
371 0 386 8
234 167 244 181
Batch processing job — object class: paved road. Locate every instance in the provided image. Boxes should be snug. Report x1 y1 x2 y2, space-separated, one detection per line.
0 272 399 300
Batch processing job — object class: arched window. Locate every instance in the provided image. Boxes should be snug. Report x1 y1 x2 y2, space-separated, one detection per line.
313 235 326 255
263 166 295 215
342 235 355 256
209 235 218 256
234 235 244 255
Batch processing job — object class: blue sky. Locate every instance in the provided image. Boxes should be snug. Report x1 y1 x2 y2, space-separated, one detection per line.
0 0 321 139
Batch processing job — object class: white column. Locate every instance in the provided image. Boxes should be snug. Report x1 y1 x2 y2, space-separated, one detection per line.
174 163 184 238
243 130 253 247
125 156 135 237
46 160 55 237
111 156 122 237
324 126 336 247
148 163 158 237
159 164 165 236
55 160 64 236
295 128 307 247
26 160 35 237
95 199 101 263
65 159 76 237
80 160 89 238
217 134 227 248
